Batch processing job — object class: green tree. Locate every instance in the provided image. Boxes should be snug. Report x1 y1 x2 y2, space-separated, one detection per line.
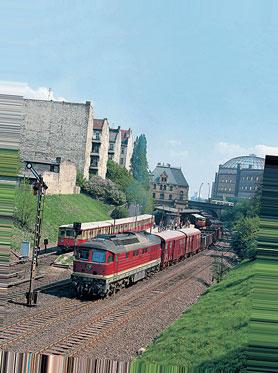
107 160 154 213
125 181 153 213
131 134 149 187
231 216 259 259
106 160 133 191
14 180 35 229
111 206 129 219
222 194 260 229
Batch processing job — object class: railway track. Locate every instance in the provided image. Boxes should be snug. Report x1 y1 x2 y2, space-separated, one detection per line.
2 251 213 353
36 257 210 356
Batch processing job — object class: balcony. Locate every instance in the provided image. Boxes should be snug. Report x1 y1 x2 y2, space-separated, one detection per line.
90 163 98 169
92 133 102 142
91 148 100 156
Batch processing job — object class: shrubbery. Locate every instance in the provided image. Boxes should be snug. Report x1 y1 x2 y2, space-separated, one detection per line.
231 216 259 259
222 191 261 260
14 181 35 229
83 175 126 205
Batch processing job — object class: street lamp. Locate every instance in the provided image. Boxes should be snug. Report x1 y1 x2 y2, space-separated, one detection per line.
198 182 204 201
207 182 211 201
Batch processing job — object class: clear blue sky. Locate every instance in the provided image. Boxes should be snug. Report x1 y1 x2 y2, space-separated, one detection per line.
1 0 278 195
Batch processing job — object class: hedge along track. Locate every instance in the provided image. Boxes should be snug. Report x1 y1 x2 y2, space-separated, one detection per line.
38 257 211 357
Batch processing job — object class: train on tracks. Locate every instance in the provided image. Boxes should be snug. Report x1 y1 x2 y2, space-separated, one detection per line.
57 214 154 252
71 222 222 298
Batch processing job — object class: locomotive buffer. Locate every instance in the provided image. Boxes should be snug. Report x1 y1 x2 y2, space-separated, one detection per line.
25 163 48 307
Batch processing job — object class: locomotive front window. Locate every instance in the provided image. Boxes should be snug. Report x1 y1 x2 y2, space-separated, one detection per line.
59 230 65 237
92 249 106 263
66 229 74 237
78 249 89 260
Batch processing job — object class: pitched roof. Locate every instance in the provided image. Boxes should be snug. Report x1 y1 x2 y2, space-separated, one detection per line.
120 129 131 144
151 164 189 187
109 127 120 142
93 118 106 130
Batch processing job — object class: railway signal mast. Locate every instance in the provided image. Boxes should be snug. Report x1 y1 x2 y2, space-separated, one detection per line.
26 163 48 307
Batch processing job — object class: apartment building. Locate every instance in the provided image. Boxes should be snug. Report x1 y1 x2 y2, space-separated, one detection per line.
108 126 121 163
90 118 109 178
120 128 133 170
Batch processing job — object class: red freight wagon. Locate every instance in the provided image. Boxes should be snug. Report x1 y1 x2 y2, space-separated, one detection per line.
153 230 186 268
72 232 161 297
178 227 201 256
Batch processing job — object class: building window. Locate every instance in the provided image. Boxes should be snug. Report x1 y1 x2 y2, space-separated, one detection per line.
163 185 166 190
120 158 124 165
169 194 172 200
160 185 163 190
92 144 100 153
93 131 101 140
160 193 164 200
153 193 156 198
108 154 113 160
169 185 173 191
153 184 156 189
179 191 184 200
109 144 114 151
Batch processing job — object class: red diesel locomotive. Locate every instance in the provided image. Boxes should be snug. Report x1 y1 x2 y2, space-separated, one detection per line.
71 226 217 298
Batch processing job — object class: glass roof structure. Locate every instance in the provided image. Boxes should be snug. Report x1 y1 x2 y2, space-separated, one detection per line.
222 155 264 170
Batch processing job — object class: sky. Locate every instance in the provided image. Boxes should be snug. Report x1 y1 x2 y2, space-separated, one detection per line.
1 0 278 196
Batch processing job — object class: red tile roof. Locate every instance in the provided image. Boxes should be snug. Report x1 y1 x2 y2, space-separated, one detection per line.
93 119 105 129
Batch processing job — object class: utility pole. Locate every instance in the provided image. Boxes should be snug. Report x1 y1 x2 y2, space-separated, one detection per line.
73 222 82 254
26 163 48 307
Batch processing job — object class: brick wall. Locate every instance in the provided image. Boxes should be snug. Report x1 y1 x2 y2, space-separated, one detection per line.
21 99 94 179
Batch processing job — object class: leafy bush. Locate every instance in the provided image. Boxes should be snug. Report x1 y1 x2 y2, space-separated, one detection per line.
14 180 35 229
111 206 129 219
76 170 86 188
83 176 126 205
231 216 259 259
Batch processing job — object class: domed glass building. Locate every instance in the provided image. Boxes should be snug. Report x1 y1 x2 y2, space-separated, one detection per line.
211 154 264 200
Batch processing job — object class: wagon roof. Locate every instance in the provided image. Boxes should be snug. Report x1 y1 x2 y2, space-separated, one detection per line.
153 230 185 241
178 227 201 236
59 214 153 230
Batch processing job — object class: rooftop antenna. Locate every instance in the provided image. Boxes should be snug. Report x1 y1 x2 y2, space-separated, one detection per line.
48 88 52 100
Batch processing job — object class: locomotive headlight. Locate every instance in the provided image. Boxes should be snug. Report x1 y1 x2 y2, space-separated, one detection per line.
26 163 32 169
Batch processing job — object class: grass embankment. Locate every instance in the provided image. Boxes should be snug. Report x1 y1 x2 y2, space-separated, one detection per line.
12 193 111 249
137 260 254 372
